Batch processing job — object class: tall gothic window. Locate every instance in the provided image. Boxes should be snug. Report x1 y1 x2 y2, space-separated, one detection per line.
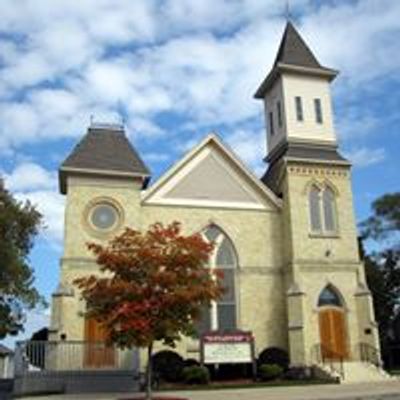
196 225 237 336
309 185 338 234
309 185 322 232
323 187 337 232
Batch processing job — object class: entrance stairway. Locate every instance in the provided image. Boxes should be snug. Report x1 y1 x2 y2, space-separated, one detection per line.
340 361 393 383
311 343 395 383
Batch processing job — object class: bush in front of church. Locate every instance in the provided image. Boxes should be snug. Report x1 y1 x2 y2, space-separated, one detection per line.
258 364 284 381
152 350 185 382
257 347 289 371
182 365 210 384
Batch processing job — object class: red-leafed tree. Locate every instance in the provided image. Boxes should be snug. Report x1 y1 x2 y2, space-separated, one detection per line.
74 222 223 400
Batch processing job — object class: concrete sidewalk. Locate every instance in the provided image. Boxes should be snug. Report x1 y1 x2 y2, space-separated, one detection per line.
21 381 400 400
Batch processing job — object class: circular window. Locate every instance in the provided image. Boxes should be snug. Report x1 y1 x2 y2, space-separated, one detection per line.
90 203 119 231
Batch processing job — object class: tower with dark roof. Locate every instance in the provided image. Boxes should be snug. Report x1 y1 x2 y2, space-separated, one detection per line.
255 22 349 194
51 124 151 349
59 124 150 194
254 22 379 367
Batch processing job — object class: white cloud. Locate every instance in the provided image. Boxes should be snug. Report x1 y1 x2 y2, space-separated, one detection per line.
336 112 380 141
83 60 136 103
87 1 157 44
3 162 65 244
16 190 65 244
344 147 386 168
28 89 80 120
0 0 399 165
4 163 56 192
0 103 40 149
225 128 266 177
301 0 400 86
126 117 165 139
160 0 308 35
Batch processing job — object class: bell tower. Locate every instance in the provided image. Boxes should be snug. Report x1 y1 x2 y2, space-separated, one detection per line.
254 22 381 367
255 22 342 176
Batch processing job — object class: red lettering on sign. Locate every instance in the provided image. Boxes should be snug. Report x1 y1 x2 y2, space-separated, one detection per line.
202 332 253 343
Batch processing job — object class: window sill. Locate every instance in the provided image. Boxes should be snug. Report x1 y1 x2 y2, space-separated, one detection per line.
309 232 340 239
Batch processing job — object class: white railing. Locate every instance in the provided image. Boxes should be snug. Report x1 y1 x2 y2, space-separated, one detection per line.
14 341 139 375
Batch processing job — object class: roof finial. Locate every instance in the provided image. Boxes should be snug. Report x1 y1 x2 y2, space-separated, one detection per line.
285 0 291 21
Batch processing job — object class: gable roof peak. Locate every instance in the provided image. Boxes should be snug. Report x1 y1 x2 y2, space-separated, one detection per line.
143 132 282 209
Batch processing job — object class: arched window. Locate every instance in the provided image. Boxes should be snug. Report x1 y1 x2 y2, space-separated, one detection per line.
308 184 338 234
196 225 237 335
318 286 342 307
309 185 322 232
323 187 337 232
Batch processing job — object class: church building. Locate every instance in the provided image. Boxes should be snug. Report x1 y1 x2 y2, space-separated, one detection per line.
50 22 381 372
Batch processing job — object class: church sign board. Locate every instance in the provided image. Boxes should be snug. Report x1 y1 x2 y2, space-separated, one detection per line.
200 331 255 365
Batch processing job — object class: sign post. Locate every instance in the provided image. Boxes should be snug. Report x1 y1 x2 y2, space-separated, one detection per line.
200 331 257 379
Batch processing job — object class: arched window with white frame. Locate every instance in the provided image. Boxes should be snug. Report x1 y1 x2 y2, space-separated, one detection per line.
322 187 337 232
308 183 338 235
195 225 237 335
309 185 322 232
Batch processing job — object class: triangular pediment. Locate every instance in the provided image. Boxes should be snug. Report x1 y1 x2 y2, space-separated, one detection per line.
142 134 281 211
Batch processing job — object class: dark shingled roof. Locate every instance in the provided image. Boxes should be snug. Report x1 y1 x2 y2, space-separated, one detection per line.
254 22 337 99
273 21 321 69
59 126 150 194
261 142 350 195
267 141 349 165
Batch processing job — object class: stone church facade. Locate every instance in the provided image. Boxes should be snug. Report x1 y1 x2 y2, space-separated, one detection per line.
50 22 380 368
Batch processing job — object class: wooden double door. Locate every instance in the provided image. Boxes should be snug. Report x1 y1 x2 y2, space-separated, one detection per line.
318 308 348 360
84 318 116 368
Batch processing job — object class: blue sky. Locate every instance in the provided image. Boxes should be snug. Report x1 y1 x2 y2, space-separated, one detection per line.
1 0 399 347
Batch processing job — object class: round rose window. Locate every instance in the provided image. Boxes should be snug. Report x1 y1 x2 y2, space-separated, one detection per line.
90 203 119 230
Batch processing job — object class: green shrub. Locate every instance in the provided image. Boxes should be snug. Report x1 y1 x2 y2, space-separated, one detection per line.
257 347 289 371
152 350 184 382
182 365 210 385
184 358 200 368
258 363 283 381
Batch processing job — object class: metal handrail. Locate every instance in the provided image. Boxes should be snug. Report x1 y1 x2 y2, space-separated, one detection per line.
359 342 381 367
311 343 344 380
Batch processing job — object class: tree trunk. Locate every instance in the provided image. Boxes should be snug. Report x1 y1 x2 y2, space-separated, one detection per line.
145 342 153 400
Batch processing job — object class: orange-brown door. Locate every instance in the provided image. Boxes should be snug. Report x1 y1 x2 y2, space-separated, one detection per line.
84 318 115 368
319 308 348 360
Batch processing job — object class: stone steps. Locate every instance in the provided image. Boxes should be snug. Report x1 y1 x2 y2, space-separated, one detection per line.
341 361 393 383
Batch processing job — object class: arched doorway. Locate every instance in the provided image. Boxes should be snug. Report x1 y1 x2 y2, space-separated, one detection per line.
318 286 348 360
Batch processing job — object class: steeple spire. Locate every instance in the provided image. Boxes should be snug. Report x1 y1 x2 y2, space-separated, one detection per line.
254 21 344 169
273 21 321 69
254 22 337 99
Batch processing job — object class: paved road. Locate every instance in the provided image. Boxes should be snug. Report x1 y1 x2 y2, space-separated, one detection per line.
21 381 400 400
